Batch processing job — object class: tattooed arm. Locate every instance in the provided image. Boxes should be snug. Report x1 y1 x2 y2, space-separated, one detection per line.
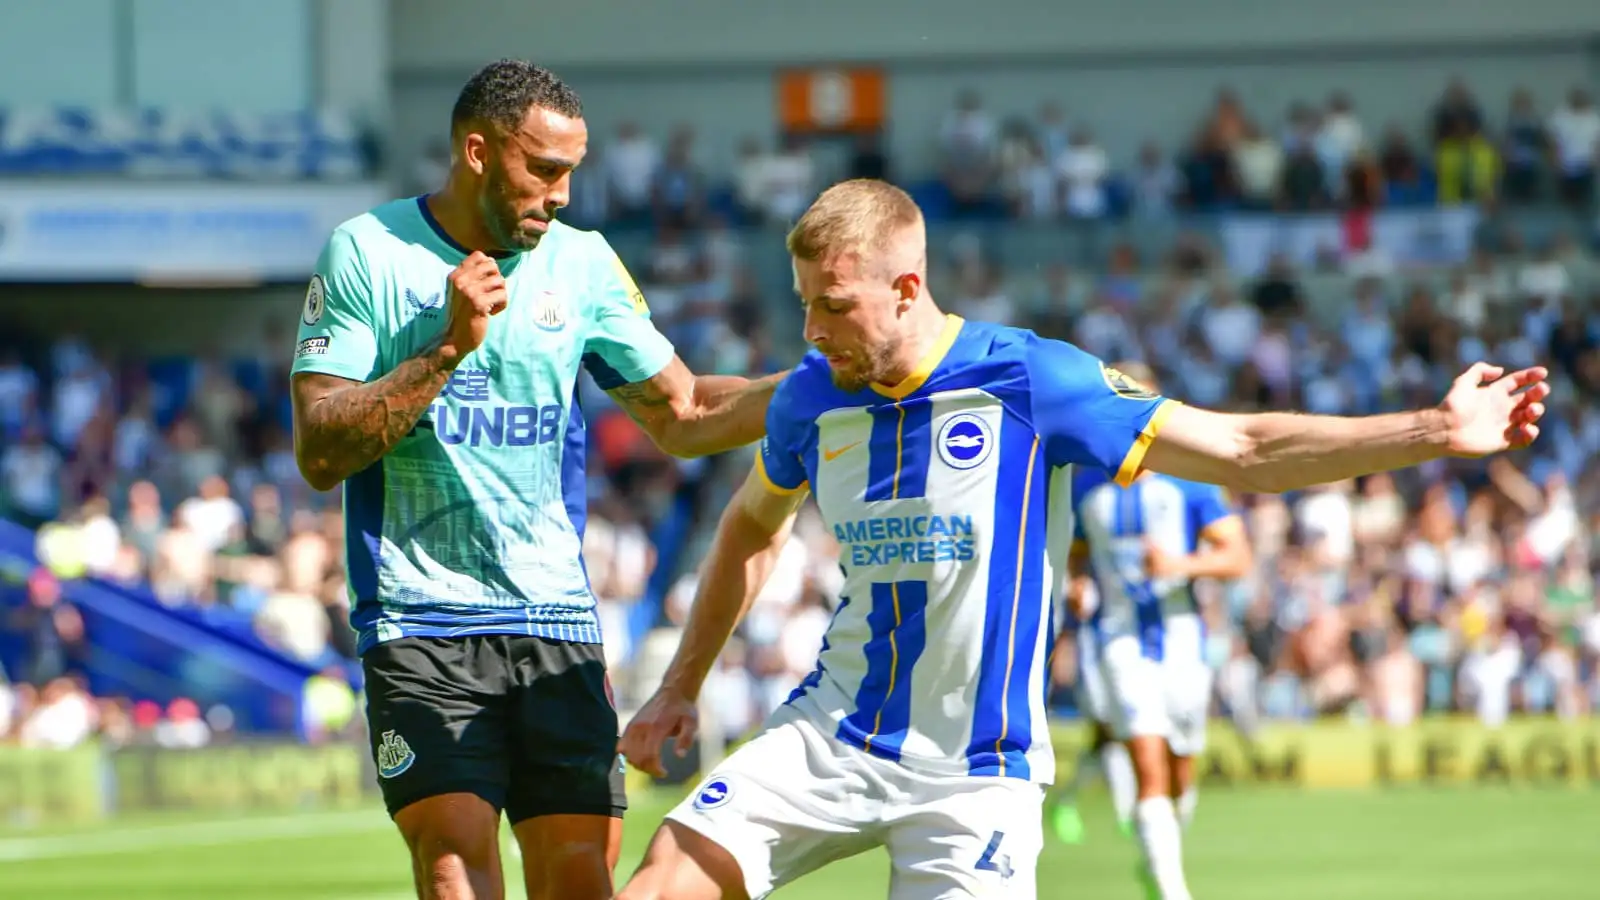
606 356 786 459
291 349 455 491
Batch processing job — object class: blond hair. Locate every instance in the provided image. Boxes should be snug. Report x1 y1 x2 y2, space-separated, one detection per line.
786 179 926 275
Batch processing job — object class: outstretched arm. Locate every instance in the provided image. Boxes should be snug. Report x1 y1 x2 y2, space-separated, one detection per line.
1141 363 1549 494
606 356 786 458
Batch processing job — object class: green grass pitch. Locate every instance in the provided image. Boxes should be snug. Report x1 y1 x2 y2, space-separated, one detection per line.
1 786 1594 899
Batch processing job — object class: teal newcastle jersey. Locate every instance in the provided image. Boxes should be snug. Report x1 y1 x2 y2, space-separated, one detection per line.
291 198 674 654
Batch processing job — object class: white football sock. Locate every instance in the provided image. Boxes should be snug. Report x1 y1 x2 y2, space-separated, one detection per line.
1102 742 1137 829
1134 796 1192 900
1177 786 1198 830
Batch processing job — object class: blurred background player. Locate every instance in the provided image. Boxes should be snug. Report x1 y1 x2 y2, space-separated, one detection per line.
1067 361 1253 900
1045 576 1137 844
614 179 1548 900
291 60 779 900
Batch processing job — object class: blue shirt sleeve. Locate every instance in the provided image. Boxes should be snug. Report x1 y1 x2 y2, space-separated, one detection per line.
1184 480 1235 546
1027 336 1175 487
755 377 809 494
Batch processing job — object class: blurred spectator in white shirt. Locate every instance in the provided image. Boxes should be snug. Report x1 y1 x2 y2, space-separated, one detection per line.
19 677 96 749
1458 624 1521 728
1054 127 1109 219
1231 123 1284 209
605 121 660 222
1516 245 1570 305
1296 481 1356 571
175 474 243 553
78 493 121 575
50 366 104 451
761 135 816 226
1318 92 1366 184
997 123 1056 221
1548 87 1599 206
256 583 330 663
733 137 770 222
1199 289 1261 368
150 510 211 605
940 90 998 208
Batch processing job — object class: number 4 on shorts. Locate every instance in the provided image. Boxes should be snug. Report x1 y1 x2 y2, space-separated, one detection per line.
975 830 1014 879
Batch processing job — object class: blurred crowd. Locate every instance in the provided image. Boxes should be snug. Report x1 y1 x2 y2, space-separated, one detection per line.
407 78 1600 231
3 74 1598 749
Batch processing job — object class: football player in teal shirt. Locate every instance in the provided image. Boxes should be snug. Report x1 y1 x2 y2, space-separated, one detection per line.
290 60 780 900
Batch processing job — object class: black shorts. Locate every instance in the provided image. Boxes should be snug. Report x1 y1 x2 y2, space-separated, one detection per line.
361 634 626 822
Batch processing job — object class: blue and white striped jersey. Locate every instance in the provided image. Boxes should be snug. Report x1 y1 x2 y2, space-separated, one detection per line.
1073 468 1234 664
759 315 1174 783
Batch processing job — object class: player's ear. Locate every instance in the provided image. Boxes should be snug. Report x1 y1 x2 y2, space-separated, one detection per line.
894 272 921 309
461 131 489 176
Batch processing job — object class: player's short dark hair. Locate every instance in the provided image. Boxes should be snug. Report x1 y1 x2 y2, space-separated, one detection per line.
451 59 582 137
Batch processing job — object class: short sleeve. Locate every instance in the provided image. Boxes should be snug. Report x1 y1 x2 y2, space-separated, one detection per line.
754 380 808 495
291 229 380 382
581 235 675 390
1028 338 1176 487
1184 481 1234 540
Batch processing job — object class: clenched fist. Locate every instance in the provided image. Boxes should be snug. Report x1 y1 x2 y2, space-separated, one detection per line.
440 251 509 360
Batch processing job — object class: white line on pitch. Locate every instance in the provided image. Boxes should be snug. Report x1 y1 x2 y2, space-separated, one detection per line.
0 809 390 863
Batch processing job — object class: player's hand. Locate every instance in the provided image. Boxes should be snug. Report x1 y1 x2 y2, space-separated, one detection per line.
441 251 509 359
1142 539 1185 579
1439 363 1550 457
618 687 699 779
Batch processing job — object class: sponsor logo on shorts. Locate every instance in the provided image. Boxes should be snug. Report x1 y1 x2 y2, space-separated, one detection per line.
693 777 734 811
295 336 329 357
376 730 416 779
936 413 992 470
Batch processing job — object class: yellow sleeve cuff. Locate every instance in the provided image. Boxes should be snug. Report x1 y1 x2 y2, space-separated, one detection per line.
755 452 808 496
1114 400 1180 488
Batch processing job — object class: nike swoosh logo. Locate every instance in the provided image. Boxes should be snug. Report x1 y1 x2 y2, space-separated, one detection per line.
822 441 862 462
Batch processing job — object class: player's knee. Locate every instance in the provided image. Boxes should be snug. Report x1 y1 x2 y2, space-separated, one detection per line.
619 822 748 900
526 841 612 900
1126 736 1172 795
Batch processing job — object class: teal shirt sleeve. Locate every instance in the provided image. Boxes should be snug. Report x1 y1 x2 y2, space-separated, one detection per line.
580 234 675 389
291 228 380 382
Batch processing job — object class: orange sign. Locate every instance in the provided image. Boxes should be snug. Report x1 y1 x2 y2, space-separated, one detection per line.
777 68 886 133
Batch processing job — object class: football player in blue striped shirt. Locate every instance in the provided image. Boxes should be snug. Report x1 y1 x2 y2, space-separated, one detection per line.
617 178 1547 900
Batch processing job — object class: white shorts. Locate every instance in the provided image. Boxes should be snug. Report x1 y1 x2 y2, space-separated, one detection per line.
1073 627 1112 725
1099 632 1213 758
665 705 1045 900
